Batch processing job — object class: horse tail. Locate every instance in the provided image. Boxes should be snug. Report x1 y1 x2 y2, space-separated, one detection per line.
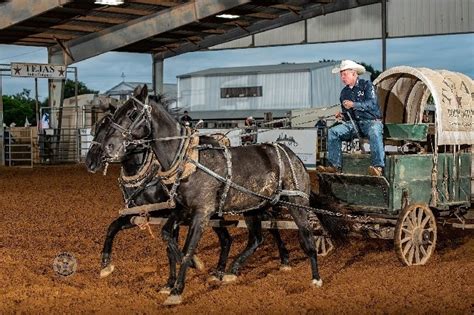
309 191 349 245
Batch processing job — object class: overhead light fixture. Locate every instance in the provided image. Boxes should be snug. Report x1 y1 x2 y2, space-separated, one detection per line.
95 0 124 5
216 14 240 19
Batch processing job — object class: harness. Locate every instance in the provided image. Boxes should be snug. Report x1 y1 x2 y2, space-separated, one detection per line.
101 95 343 222
190 143 309 216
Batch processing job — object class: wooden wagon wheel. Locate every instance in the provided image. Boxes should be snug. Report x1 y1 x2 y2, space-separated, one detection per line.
314 235 334 256
394 203 437 266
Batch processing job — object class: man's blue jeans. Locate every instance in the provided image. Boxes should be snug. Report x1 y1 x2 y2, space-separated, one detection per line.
327 120 385 169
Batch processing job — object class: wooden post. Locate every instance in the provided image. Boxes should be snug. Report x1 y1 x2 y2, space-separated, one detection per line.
35 78 39 131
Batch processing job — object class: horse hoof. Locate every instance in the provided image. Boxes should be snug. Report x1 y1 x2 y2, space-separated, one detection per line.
159 286 172 295
99 264 115 278
192 255 205 272
312 279 323 288
222 274 238 284
207 275 221 282
163 295 182 306
280 264 292 271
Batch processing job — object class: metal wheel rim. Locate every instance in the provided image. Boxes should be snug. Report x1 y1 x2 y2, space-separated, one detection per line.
395 204 437 266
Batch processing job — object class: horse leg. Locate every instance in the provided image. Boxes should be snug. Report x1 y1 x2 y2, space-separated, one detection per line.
208 226 232 281
160 213 183 293
288 197 323 287
100 215 135 278
163 211 211 306
223 213 264 283
268 228 291 270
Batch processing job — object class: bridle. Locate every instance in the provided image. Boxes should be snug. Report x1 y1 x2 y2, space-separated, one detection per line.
108 95 153 147
97 95 190 173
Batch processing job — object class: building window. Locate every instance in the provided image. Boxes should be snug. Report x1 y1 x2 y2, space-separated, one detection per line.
221 86 262 98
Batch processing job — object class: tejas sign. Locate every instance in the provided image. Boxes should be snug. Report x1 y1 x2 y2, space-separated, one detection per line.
10 63 66 79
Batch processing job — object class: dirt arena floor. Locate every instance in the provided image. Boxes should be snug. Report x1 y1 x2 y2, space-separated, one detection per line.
0 165 473 314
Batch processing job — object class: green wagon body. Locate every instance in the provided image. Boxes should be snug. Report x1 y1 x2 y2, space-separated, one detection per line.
319 152 471 215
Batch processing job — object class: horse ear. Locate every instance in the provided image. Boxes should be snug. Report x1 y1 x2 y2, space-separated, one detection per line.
140 84 148 100
133 85 142 97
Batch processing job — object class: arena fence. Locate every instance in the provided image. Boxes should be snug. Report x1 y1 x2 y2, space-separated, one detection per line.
4 127 34 167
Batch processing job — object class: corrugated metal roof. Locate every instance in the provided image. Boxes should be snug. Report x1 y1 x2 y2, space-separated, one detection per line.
0 1 378 58
178 61 339 78
178 61 340 78
104 81 177 97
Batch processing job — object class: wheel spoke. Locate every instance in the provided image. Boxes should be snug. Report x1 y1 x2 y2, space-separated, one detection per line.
415 245 421 264
322 238 327 253
410 210 417 227
403 240 412 257
402 227 413 235
400 236 411 244
417 208 424 226
420 244 428 257
408 244 415 264
421 215 431 229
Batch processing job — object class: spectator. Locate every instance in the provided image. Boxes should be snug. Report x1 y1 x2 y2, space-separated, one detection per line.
180 110 193 127
315 117 327 129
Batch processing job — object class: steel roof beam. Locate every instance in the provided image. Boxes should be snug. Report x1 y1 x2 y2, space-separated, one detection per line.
159 0 381 58
49 0 251 65
0 0 73 30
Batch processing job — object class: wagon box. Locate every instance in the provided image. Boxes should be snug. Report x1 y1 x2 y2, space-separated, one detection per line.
318 151 472 214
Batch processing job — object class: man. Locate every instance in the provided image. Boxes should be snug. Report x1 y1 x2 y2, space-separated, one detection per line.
314 116 327 129
317 60 385 176
180 110 192 127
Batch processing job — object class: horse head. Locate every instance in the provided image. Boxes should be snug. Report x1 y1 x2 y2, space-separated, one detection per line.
85 84 150 171
97 84 153 162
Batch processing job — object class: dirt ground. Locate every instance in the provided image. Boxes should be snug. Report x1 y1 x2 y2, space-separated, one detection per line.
0 165 473 314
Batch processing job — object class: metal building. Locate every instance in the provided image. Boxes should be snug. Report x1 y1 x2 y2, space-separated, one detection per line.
177 61 370 121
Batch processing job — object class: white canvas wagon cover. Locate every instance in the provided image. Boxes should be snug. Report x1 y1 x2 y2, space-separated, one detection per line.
373 66 473 145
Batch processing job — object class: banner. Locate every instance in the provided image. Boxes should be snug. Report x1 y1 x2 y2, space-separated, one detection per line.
11 63 66 79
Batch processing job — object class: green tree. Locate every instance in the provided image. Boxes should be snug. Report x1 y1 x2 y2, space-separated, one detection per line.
2 89 37 126
359 62 382 82
40 79 99 107
64 79 98 99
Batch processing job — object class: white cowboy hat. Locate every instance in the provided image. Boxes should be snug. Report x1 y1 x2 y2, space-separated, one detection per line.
332 60 366 74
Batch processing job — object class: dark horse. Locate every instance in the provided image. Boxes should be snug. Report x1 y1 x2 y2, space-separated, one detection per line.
85 95 291 293
94 85 323 305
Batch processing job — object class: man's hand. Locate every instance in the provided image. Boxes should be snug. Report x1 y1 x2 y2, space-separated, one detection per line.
342 100 354 109
335 111 343 121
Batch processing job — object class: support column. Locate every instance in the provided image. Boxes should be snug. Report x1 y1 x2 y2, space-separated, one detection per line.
152 54 164 96
381 0 387 71
48 48 66 129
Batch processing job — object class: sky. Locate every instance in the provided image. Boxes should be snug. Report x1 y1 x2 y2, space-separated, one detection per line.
0 33 472 101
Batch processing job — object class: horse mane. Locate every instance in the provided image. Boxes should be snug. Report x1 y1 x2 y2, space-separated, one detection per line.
149 94 172 112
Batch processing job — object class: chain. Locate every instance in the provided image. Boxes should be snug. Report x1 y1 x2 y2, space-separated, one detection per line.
189 158 373 222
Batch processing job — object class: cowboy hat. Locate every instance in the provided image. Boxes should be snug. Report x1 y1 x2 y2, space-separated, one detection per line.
332 60 366 74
